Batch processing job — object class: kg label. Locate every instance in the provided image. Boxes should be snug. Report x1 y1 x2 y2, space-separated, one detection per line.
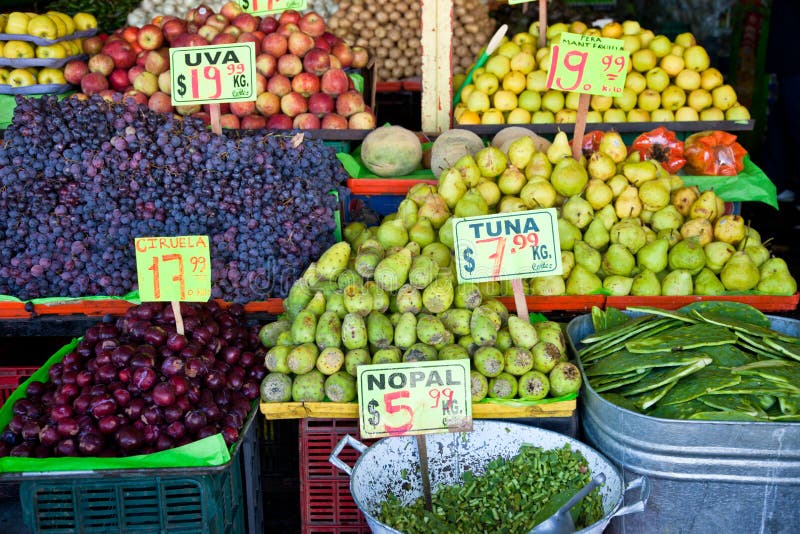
453 208 563 283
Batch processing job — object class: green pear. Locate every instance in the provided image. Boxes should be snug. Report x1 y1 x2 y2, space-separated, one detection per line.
454 154 482 187
622 160 658 187
650 205 684 232
475 146 508 179
476 180 502 207
396 198 419 229
584 179 614 210
408 254 438 289
757 270 797 295
497 166 527 195
407 183 436 204
438 218 454 249
603 243 636 276
562 195 594 229
438 167 468 208
639 179 671 211
603 275 634 296
561 251 575 278
409 217 436 248
744 245 770 268
614 185 643 218
550 157 588 196
376 218 408 249
374 248 412 291
558 218 582 251
704 241 736 273
507 135 537 169
610 218 646 253
761 257 791 277
720 251 760 291
455 188 490 218
566 264 603 294
520 178 558 209
530 275 566 295
417 193 451 228
524 151 552 179
694 268 725 295
588 151 617 181
598 131 627 162
607 174 629 199
658 228 682 247
546 131 572 164
668 238 706 275
661 269 693 296
680 218 713 246
350 228 375 253
594 204 618 230
343 222 367 244
583 218 610 251
498 196 527 213
422 242 451 268
637 238 669 273
713 214 746 244
574 240 602 273
631 269 661 296
738 227 762 250
688 190 719 221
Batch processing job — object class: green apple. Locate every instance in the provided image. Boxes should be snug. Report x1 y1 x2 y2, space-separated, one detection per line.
627 108 651 122
726 105 751 120
506 107 532 124
509 51 536 74
565 91 580 110
622 20 641 35
8 68 36 87
684 45 710 71
659 54 684 77
638 89 661 112
700 68 724 91
485 55 511 79
541 90 565 113
502 70 527 94
467 90 491 112
474 72 499 95
493 89 518 111
687 88 712 111
614 87 638 111
496 41 521 59
650 109 675 122
700 107 724 120
675 69 701 91
645 67 670 92
648 35 672 58
661 85 687 110
675 32 696 48
555 109 577 123
518 89 541 112
711 84 737 110
604 109 628 123
532 110 555 124
674 106 699 121
481 107 506 124
585 110 603 123
625 71 647 94
631 49 657 72
590 95 613 112
526 70 548 92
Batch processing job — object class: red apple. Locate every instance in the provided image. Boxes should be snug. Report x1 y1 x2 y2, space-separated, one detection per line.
230 100 257 118
299 12 326 38
278 10 301 25
321 68 349 97
133 71 159 96
137 24 164 50
220 1 244 21
219 113 240 129
276 23 299 38
335 90 365 117
287 31 315 57
198 24 220 42
293 112 321 129
136 50 148 67
187 5 212 25
63 60 89 85
206 14 229 32
302 48 330 76
292 72 320 96
256 91 281 116
88 54 115 76
98 89 117 102
256 53 277 77
155 15 178 28
259 16 279 34
109 68 131 91
103 40 137 69
255 73 267 94
222 26 242 38
351 46 369 68
162 19 187 43
232 13 258 33
241 114 267 129
82 36 104 55
267 113 293 129
173 33 208 48
313 37 331 52
321 112 348 129
277 54 303 77
329 56 341 69
81 72 108 95
267 74 292 97
192 111 211 125
157 70 171 94
127 65 145 85
211 33 237 45
237 32 260 46
308 92 335 116
261 33 287 57
321 31 338 48
331 42 353 68
105 35 124 44
253 30 265 42
123 89 148 106
144 49 169 75
187 21 200 34
280 91 307 117
348 109 377 129
121 26 139 44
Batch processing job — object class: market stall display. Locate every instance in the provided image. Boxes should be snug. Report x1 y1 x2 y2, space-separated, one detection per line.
454 20 750 126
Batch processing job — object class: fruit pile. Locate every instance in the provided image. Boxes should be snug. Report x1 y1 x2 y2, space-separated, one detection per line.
455 20 750 126
0 94 346 302
0 10 96 89
328 0 494 80
65 2 374 130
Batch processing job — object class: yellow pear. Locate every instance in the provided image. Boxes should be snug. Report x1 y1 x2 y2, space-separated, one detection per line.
688 190 718 221
615 186 643 218
671 186 700 216
546 131 572 164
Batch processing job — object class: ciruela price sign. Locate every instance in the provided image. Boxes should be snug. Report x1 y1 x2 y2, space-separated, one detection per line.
453 208 563 283
170 42 256 106
135 236 211 302
358 360 472 439
546 32 629 97
238 0 308 15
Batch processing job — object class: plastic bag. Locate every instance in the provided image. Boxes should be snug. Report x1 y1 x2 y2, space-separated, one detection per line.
684 130 748 176
630 126 686 173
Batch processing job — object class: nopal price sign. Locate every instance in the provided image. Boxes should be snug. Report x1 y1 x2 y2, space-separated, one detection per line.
546 32 629 97
358 360 472 439
135 236 211 302
170 42 256 106
453 208 562 283
238 0 307 15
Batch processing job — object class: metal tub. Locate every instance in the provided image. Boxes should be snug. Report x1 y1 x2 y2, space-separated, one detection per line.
568 313 800 534
329 420 649 534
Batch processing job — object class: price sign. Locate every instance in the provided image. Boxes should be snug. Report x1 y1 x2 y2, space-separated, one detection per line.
453 208 562 283
238 0 307 15
170 43 256 105
135 236 211 302
358 360 472 439
546 32 629 97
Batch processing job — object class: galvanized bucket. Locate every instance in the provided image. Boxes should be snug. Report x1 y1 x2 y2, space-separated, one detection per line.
329 420 650 534
568 313 800 534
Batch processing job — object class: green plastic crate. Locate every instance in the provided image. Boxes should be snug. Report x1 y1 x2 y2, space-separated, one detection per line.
18 409 262 534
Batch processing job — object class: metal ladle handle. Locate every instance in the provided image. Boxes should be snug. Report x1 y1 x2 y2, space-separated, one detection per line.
557 472 606 516
329 434 368 477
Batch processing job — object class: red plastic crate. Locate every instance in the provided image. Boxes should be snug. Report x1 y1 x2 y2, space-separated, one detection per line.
300 419 376 533
0 366 39 408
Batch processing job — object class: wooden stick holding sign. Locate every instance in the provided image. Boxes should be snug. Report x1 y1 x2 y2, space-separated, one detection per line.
209 104 222 136
545 33 630 160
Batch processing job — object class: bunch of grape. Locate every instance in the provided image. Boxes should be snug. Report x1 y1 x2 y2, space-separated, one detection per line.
0 94 347 303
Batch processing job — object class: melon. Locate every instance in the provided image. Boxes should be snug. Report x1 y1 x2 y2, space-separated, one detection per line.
360 125 422 177
430 129 485 177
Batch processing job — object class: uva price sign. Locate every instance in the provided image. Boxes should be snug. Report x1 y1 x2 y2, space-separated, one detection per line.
134 236 211 302
238 0 307 15
453 209 562 283
170 43 256 105
358 360 472 439
546 32 629 97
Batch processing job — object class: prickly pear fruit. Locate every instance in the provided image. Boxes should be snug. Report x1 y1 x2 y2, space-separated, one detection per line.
316 242 351 281
416 314 450 346
288 343 319 375
372 347 402 364
325 371 357 402
471 371 489 402
507 315 539 349
374 248 413 292
315 311 342 349
341 313 368 350
292 369 325 401
403 343 438 362
367 311 394 349
259 320 290 348
291 310 317 344
489 372 518 399
473 346 504 377
344 349 371 376
422 276 455 313
265 345 292 374
316 347 345 375
260 372 293 402
394 312 418 350
343 283 373 316
439 308 472 336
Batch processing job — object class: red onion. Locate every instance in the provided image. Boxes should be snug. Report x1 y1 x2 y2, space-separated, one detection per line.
118 367 131 383
143 326 167 347
239 351 256 369
166 332 188 352
97 364 117 384
140 405 163 425
56 438 77 456
25 381 45 398
184 410 207 432
112 388 131 407
10 443 34 457
155 434 174 451
221 426 239 446
196 426 218 440
242 381 260 400
124 398 146 420
57 417 79 437
163 404 184 423
130 353 155 369
168 375 188 397
72 395 91 415
38 424 60 446
116 426 143 453
50 403 73 421
110 345 135 367
97 415 120 435
90 396 117 419
21 421 41 441
165 421 185 440
160 356 184 377
133 367 157 391
78 432 104 455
